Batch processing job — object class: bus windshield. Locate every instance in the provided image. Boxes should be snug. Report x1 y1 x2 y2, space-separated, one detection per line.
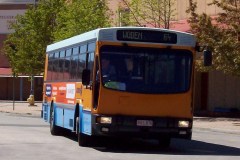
100 45 192 94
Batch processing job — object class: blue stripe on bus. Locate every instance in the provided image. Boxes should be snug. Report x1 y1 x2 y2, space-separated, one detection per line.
52 103 75 130
79 105 92 135
64 109 75 130
55 106 63 127
43 102 92 134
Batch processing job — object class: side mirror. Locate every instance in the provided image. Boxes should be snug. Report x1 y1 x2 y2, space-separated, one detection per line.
203 49 212 66
82 69 90 85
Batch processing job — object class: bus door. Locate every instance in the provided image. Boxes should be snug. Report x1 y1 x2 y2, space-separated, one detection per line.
81 52 95 111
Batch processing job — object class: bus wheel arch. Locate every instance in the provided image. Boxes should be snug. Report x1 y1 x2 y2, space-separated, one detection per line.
75 104 90 147
74 103 80 133
50 101 60 135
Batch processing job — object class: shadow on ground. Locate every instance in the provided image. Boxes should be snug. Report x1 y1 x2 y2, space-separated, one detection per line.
62 130 240 156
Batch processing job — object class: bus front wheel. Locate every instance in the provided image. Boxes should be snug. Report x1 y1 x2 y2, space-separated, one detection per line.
76 117 89 147
158 137 171 148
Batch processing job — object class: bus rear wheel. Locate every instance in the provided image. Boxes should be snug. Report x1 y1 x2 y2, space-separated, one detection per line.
76 117 89 147
50 104 60 135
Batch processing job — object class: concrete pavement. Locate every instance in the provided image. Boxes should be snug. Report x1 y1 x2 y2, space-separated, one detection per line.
193 117 240 134
0 101 239 134
0 101 42 117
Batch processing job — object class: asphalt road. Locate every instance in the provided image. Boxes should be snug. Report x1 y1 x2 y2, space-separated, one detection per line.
0 112 240 160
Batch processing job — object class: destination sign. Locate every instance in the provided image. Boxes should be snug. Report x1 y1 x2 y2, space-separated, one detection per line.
117 30 177 44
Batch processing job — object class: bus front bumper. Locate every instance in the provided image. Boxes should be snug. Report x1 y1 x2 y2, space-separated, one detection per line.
91 115 192 140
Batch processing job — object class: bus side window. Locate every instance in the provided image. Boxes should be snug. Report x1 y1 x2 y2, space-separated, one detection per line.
88 42 96 52
58 50 65 80
87 42 96 82
80 44 87 54
47 53 54 81
71 47 79 80
88 52 94 81
77 44 87 80
79 53 86 80
64 48 72 80
53 52 59 81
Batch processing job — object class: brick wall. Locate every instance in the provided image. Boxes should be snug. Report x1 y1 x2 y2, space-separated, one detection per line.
0 77 43 101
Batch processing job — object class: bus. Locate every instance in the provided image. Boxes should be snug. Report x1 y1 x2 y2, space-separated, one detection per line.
42 27 211 147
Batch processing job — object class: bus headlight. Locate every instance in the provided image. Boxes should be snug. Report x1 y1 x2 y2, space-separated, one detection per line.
97 117 112 124
178 120 190 128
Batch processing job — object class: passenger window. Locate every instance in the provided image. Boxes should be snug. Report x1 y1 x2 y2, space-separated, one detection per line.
58 50 65 80
78 53 86 80
70 55 78 79
88 42 96 52
52 52 59 80
80 44 87 54
88 52 95 81
73 47 79 55
47 53 54 81
66 48 72 57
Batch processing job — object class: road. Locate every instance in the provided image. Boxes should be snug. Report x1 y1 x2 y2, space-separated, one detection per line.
0 112 239 160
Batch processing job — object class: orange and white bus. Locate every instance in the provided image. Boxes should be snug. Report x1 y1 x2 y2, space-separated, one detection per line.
42 27 211 147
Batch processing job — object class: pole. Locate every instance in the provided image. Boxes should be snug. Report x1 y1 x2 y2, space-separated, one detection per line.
12 73 15 110
20 77 23 101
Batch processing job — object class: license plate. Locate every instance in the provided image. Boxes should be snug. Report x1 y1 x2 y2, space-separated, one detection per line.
136 120 153 127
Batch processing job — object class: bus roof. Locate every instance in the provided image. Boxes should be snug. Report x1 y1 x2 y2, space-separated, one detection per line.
46 27 196 53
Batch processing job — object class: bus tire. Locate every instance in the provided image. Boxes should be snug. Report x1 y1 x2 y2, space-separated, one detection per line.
158 137 171 148
50 104 60 135
76 117 89 147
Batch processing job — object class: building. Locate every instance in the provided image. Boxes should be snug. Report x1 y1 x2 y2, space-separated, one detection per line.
0 0 43 101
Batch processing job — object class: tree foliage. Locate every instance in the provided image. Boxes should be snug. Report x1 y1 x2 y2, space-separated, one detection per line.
120 0 175 28
54 0 111 41
187 0 240 75
4 0 65 75
3 0 111 76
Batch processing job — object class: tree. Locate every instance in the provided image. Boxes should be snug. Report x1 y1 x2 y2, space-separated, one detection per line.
4 0 65 76
187 0 240 75
54 0 111 41
119 0 176 28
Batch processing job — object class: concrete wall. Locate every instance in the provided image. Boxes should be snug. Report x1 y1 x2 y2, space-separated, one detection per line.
208 71 240 111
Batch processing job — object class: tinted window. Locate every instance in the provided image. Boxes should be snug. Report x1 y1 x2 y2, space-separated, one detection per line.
47 53 54 81
60 50 65 58
88 42 96 52
73 47 79 55
80 44 87 54
100 46 192 94
66 48 72 57
70 55 78 79
78 53 86 79
52 52 59 80
88 52 95 81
